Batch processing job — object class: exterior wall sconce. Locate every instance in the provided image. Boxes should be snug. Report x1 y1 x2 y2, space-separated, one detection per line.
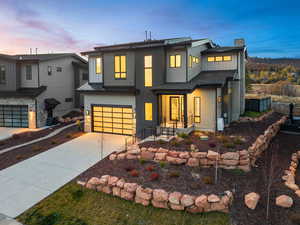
228 88 232 94
217 96 222 103
86 110 90 116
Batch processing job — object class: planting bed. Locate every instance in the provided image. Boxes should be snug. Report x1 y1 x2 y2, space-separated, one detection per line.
0 125 84 171
139 112 282 154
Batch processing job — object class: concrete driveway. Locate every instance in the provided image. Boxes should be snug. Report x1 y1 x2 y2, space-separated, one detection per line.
0 133 128 218
0 128 41 141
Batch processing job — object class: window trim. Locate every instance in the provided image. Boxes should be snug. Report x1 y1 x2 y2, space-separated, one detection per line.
207 55 232 62
95 57 102 75
56 67 62 72
144 102 153 121
114 55 127 80
194 97 201 123
25 65 32 80
144 55 152 87
169 54 182 68
170 96 180 121
0 65 6 84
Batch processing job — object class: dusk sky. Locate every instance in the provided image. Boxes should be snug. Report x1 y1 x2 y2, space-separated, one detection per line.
1 0 300 58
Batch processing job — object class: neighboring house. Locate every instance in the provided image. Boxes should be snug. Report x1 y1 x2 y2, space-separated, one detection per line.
0 53 88 129
78 37 247 137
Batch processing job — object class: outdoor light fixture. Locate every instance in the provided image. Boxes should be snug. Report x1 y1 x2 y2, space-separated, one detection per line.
217 96 222 103
86 110 90 116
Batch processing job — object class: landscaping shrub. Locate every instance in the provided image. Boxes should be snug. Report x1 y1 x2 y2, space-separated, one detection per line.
184 139 193 145
139 159 146 165
59 217 88 225
209 142 216 148
171 140 180 147
168 170 180 178
218 135 230 143
16 155 23 160
177 132 188 139
130 169 139 177
223 142 236 149
32 145 42 152
233 137 244 145
157 139 166 145
124 166 134 172
145 165 155 172
230 169 246 176
202 176 214 185
289 212 300 225
66 134 72 139
70 189 84 201
51 140 58 145
158 161 167 168
150 172 159 181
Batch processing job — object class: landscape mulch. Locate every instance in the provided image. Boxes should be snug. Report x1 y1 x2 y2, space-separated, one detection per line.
139 112 283 153
0 125 84 171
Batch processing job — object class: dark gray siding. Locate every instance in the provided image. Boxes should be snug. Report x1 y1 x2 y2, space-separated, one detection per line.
135 47 166 137
0 58 17 91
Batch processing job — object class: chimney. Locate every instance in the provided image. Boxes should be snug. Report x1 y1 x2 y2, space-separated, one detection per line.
234 38 245 47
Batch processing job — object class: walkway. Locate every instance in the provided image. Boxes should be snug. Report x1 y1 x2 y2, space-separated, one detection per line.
0 133 127 218
0 128 42 142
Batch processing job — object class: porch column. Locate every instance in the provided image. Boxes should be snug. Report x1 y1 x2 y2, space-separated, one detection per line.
184 94 188 128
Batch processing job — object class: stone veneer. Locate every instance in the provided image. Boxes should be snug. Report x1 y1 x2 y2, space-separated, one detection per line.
78 175 233 214
282 151 300 198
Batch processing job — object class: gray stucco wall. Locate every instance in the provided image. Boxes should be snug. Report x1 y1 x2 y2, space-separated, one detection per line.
201 53 238 71
187 45 208 81
20 63 39 88
0 58 17 91
166 48 187 83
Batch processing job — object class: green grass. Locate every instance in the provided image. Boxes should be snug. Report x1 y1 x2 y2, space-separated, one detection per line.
17 182 230 225
242 111 264 118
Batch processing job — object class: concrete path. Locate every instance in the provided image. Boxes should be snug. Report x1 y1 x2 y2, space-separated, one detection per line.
0 128 43 142
0 133 127 218
0 123 76 155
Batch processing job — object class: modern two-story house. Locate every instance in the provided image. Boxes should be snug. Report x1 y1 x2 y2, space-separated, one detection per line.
78 37 247 137
0 53 88 129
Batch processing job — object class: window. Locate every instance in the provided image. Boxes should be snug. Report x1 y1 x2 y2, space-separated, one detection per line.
0 66 6 84
215 56 223 62
223 56 232 61
145 103 153 121
82 73 88 81
195 57 200 64
48 66 52 76
194 97 201 123
65 98 73 102
56 67 62 72
114 55 126 79
144 55 152 87
208 57 215 62
170 97 180 121
26 65 32 80
169 54 181 68
188 55 192 68
95 57 102 74
192 56 196 63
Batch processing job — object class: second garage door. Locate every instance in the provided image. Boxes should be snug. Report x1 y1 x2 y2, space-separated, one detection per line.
0 105 29 128
92 105 134 135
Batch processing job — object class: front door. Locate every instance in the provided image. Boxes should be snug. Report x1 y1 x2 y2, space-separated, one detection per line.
170 97 180 121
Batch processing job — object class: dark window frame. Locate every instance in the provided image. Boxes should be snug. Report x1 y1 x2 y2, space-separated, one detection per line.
25 65 32 80
194 97 201 123
0 65 6 84
169 96 180 121
114 55 127 80
169 54 182 68
95 57 102 74
56 67 62 72
48 66 52 76
144 55 152 87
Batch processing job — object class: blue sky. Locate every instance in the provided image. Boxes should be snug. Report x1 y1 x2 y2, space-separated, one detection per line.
1 0 299 58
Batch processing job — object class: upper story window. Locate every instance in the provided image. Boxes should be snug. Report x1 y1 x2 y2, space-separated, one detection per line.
48 66 52 76
169 54 181 68
145 102 153 121
26 65 32 80
0 66 6 84
56 67 62 72
207 56 232 62
144 55 152 87
188 55 192 68
82 73 88 81
95 57 102 74
114 55 127 79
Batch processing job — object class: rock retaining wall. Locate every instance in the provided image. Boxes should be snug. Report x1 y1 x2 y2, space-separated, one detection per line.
78 175 233 214
248 116 287 165
282 151 300 197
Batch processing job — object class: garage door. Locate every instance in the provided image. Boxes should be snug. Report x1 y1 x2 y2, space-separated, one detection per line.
0 105 29 128
92 105 134 135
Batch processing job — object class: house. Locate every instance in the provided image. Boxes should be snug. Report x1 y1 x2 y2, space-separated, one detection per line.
78 37 247 137
0 53 88 129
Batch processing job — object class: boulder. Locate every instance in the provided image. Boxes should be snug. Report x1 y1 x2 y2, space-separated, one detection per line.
166 156 177 164
127 149 141 155
151 200 168 209
181 194 195 207
148 147 158 153
276 195 293 208
168 151 180 157
157 147 169 153
109 154 117 160
208 194 220 203
140 151 155 160
154 152 167 161
199 158 209 166
124 183 138 193
297 151 300 158
117 153 126 160
116 178 125 188
126 154 138 160
168 192 182 205
221 152 239 160
76 180 86 186
86 177 101 189
187 205 203 213
179 152 190 159
195 195 209 209
108 176 119 186
136 186 152 200
175 158 187 165
295 190 300 198
169 203 184 211
191 152 207 158
285 182 299 191
187 158 199 167
102 185 112 194
210 202 227 212
239 159 250 166
135 196 150 206
221 159 239 166
238 165 251 172
153 189 168 202
120 189 134 200
112 187 121 196
244 192 260 210
207 150 219 160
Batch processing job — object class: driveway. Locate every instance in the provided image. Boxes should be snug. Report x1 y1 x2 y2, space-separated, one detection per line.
0 133 128 218
0 128 41 141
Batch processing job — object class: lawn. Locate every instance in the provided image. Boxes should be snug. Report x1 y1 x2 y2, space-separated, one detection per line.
17 182 230 225
242 110 265 118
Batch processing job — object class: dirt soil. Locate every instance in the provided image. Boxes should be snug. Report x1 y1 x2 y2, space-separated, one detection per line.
78 130 300 225
0 123 74 151
139 112 282 153
0 125 84 171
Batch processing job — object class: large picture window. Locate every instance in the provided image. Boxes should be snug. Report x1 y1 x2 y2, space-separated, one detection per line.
207 56 232 62
170 97 180 121
169 54 181 68
194 97 201 123
114 55 127 79
0 66 6 84
145 103 153 121
144 55 152 87
95 57 102 74
26 65 32 80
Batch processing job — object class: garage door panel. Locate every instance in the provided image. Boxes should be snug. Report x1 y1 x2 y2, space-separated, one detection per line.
0 105 28 128
92 105 134 135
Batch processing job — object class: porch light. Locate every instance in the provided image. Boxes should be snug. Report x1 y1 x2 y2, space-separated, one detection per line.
217 96 222 103
86 110 90 116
